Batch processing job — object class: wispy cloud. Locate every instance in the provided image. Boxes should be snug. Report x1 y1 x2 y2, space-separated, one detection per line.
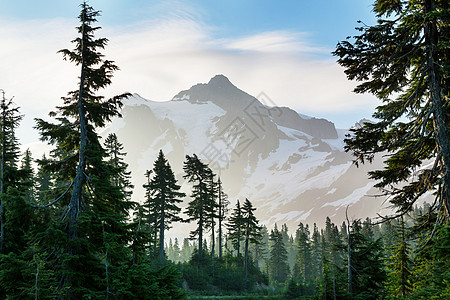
225 31 329 54
1 14 378 149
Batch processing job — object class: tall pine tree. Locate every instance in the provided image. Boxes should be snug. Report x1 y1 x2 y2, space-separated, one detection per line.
143 149 185 263
241 198 261 279
386 217 413 297
183 154 214 257
227 200 244 257
34 3 133 297
217 177 229 260
269 224 290 287
0 90 23 253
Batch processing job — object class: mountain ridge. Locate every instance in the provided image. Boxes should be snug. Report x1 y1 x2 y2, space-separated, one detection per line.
172 74 338 139
103 75 387 236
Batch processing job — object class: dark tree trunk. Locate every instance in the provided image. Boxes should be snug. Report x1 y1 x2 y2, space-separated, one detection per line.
244 230 249 279
218 180 223 260
346 208 352 295
199 213 203 256
159 205 165 262
211 218 215 257
68 16 87 244
425 0 450 218
0 94 5 252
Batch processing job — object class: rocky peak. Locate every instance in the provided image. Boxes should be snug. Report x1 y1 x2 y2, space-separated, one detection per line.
172 75 338 139
207 74 235 88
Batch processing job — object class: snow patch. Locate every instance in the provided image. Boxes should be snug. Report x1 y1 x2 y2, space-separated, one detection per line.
322 181 376 208
326 188 337 195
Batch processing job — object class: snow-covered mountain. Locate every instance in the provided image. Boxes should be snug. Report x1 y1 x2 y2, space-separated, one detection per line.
103 75 388 234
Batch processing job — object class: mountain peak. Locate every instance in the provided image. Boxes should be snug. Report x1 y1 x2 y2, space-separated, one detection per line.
171 74 250 108
208 74 234 87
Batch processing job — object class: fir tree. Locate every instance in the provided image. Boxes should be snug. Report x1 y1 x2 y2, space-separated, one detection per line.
269 224 290 287
20 149 35 203
310 223 323 285
293 222 313 294
183 154 214 257
180 238 193 262
217 177 229 260
144 149 185 263
34 155 53 203
0 90 23 253
34 3 134 297
241 198 261 279
206 171 218 261
333 0 450 223
386 217 413 297
324 218 346 299
227 200 244 257
410 223 450 299
348 220 386 299
250 224 268 271
103 133 133 200
0 93 35 298
143 169 158 258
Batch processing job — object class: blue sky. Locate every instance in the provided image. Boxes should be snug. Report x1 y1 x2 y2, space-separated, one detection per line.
2 0 375 48
0 0 379 152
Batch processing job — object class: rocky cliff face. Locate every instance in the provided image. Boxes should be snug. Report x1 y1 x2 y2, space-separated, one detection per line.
103 75 387 236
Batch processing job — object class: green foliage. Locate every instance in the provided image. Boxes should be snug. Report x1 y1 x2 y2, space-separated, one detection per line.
180 251 266 295
104 133 134 200
269 225 290 288
128 263 185 299
293 222 313 293
409 224 450 299
183 154 216 256
349 220 387 299
284 278 299 300
227 200 244 256
386 217 413 298
334 0 450 223
143 149 185 262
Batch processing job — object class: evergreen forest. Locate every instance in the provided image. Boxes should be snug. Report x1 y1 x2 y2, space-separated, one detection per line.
0 1 449 299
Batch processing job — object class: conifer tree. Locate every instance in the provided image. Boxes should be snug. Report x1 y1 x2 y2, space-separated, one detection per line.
227 200 244 256
183 154 214 257
0 90 23 253
34 2 133 297
35 155 53 203
250 224 268 270
269 224 290 286
217 177 229 260
310 223 323 285
144 150 185 262
0 94 35 298
348 220 386 299
206 172 218 260
180 238 193 262
20 149 35 203
130 204 146 265
241 198 261 279
143 169 158 257
172 238 181 263
324 218 346 299
104 133 133 200
293 222 313 293
334 0 450 223
410 223 450 299
387 217 413 297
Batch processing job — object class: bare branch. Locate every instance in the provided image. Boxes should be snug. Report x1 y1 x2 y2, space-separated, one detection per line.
30 181 74 209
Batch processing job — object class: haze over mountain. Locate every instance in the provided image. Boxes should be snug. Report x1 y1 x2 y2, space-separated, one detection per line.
103 75 388 235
